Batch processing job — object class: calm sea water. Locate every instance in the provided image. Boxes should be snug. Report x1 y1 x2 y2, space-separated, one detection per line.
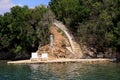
0 61 120 80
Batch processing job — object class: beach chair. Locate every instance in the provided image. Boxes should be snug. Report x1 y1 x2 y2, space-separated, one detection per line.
30 52 39 61
41 53 48 61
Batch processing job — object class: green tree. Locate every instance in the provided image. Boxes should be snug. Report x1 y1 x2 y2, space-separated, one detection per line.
49 0 120 60
0 5 51 60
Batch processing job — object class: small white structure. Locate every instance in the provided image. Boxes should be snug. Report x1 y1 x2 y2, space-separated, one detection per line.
41 53 48 61
50 34 54 48
31 52 38 61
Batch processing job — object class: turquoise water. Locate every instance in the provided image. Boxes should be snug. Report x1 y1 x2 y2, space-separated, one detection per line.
0 61 120 80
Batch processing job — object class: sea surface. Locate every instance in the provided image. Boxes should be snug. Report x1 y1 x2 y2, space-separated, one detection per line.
0 61 120 80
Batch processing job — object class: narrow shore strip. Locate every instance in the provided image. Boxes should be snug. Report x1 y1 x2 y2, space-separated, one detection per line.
7 58 114 64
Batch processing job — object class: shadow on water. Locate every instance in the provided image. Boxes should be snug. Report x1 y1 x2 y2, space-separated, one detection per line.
0 61 120 80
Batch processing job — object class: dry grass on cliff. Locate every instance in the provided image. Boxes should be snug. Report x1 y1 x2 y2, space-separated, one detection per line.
37 26 70 59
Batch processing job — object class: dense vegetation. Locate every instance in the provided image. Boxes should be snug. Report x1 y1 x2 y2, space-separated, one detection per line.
0 5 53 60
0 0 120 61
49 0 120 61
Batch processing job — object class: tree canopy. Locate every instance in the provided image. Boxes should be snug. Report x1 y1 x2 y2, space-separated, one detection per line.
0 5 52 60
49 0 120 60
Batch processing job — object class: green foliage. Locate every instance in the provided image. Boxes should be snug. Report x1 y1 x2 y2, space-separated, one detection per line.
49 0 91 27
0 5 53 59
61 40 66 48
1 35 10 47
57 28 62 33
14 46 22 53
61 32 65 36
50 0 120 55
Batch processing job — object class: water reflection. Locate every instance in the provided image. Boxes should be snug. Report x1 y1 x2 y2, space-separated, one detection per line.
28 63 84 79
28 63 95 79
28 62 120 80
0 61 120 80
